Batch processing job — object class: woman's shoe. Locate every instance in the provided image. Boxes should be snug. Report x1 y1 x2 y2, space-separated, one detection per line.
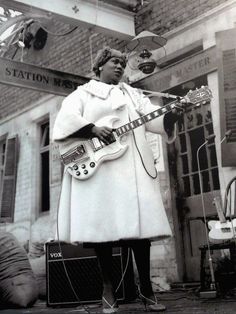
102 296 119 313
140 293 166 312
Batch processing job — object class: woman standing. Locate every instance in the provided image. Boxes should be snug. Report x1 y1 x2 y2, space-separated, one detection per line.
53 46 180 312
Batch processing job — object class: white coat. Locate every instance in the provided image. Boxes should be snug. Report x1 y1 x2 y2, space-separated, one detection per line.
52 79 174 243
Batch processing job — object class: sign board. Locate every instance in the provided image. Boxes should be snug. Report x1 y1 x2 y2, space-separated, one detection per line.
0 57 89 96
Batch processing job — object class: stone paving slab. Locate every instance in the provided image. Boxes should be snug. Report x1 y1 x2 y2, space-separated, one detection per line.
1 291 236 314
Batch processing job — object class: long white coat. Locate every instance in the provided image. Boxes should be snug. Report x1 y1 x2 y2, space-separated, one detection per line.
53 79 174 243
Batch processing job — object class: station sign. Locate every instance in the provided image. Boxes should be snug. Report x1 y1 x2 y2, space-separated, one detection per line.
0 57 89 95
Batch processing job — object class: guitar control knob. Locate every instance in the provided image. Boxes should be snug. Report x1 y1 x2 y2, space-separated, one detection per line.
73 165 78 170
84 170 88 175
90 162 95 168
81 164 86 169
76 171 81 176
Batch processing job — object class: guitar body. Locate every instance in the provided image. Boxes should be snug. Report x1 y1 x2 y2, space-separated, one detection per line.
208 219 236 242
58 115 128 180
56 86 212 181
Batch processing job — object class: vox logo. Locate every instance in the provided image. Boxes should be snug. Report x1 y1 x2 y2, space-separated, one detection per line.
50 252 62 259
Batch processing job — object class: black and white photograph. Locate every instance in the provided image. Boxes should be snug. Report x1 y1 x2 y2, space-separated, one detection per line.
0 0 236 313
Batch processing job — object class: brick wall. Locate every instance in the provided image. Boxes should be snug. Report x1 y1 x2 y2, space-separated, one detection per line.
135 0 227 34
0 0 227 120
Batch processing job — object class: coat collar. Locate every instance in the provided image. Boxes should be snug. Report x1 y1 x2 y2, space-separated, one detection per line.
80 79 140 100
80 79 145 111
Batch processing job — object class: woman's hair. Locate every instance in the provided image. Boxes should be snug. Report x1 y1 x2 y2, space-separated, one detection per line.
92 46 127 76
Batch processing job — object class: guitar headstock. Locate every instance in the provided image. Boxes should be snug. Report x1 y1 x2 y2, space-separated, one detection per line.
184 86 212 106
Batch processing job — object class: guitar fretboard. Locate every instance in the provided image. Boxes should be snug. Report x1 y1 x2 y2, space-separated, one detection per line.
115 103 176 136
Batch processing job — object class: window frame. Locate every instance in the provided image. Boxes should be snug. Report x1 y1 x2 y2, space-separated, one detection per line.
38 117 50 215
0 134 18 222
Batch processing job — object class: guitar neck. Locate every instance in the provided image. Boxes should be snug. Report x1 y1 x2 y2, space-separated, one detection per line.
213 196 227 223
115 102 177 137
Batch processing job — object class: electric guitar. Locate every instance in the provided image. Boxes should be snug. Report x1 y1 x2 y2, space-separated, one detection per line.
208 196 236 242
58 86 212 180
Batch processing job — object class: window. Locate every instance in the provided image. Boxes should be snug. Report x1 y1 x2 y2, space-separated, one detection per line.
0 136 18 221
164 76 220 197
39 121 50 213
0 139 6 191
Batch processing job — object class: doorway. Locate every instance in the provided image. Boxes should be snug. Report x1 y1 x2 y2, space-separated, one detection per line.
165 75 221 281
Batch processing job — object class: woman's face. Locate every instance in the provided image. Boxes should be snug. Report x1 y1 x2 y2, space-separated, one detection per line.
99 57 126 85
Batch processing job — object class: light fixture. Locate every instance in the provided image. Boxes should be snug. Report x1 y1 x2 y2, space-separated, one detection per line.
17 31 34 49
126 30 167 74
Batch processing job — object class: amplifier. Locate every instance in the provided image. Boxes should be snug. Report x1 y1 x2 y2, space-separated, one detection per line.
46 241 136 307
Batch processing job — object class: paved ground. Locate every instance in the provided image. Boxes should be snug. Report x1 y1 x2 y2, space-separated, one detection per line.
1 288 236 314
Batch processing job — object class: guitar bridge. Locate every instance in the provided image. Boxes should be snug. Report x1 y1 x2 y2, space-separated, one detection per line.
61 144 87 165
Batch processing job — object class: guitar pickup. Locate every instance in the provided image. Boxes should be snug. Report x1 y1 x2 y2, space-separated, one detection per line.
90 134 116 151
221 227 231 233
90 137 103 151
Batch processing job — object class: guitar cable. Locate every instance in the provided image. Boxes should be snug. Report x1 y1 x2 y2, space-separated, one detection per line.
128 96 185 180
128 116 157 179
55 172 132 312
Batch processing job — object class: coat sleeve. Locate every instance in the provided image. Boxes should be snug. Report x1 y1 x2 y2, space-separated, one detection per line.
52 88 91 141
137 91 176 144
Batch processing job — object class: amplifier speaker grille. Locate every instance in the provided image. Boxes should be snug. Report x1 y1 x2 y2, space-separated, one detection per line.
46 242 136 307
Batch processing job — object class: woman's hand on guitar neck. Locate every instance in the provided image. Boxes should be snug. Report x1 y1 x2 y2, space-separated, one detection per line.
164 108 183 137
91 126 114 145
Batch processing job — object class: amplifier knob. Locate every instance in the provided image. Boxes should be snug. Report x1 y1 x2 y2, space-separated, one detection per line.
84 170 88 175
76 171 81 176
73 165 78 170
81 164 86 169
90 162 95 168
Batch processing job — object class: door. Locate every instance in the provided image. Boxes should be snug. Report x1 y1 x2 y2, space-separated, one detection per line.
166 75 221 281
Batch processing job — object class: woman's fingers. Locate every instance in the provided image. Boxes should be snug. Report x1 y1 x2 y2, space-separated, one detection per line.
95 126 113 144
